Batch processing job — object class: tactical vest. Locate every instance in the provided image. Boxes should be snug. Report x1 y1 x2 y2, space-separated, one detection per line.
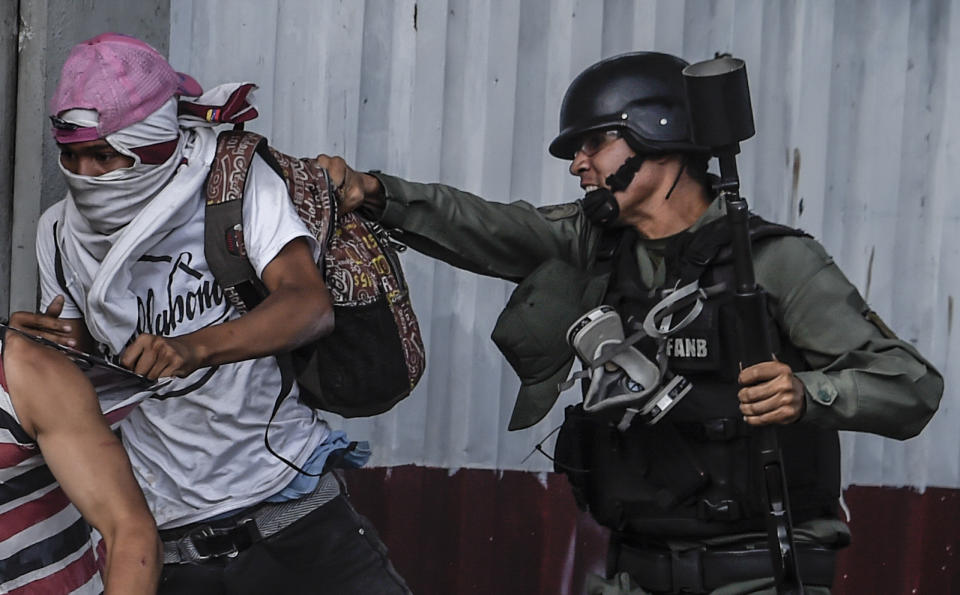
554 216 841 539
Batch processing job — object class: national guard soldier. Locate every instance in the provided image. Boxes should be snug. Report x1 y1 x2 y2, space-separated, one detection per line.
318 52 942 594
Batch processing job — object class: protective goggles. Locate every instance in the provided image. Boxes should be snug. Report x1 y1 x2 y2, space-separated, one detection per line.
574 129 622 157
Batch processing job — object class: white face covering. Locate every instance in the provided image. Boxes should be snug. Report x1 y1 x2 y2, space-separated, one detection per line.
55 82 256 353
58 99 184 235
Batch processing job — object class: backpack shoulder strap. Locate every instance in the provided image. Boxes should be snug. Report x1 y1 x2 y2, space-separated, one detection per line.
204 129 270 313
204 130 316 474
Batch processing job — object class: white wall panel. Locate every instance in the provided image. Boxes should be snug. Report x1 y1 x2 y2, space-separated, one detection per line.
171 0 959 489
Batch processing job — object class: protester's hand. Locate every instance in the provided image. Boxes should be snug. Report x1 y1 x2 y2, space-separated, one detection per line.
315 154 385 214
737 360 806 425
8 296 79 347
120 334 201 380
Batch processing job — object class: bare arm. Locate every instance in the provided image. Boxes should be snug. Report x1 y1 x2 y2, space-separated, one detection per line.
4 333 160 594
120 237 334 379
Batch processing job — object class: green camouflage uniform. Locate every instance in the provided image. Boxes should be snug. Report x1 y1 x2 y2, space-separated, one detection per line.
372 172 943 594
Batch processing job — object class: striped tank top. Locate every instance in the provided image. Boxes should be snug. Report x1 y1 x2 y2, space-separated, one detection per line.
0 332 145 594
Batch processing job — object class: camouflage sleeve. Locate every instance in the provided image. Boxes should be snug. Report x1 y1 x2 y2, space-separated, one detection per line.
372 173 596 282
755 236 943 440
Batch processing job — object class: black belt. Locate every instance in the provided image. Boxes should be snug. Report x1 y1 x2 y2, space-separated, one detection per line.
160 471 340 564
613 542 837 593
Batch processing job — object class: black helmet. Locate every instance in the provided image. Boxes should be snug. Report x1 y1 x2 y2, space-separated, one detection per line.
549 51 706 159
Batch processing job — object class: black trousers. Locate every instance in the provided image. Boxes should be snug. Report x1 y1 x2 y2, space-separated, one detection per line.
158 495 411 595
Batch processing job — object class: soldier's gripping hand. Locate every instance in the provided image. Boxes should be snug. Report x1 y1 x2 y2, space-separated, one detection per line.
120 334 200 381
737 360 806 425
315 154 385 215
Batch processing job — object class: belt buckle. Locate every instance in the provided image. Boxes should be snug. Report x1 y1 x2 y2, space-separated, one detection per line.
672 547 705 593
178 521 248 562
176 526 217 562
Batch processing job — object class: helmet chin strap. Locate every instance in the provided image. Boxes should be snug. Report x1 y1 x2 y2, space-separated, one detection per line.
606 153 647 192
662 155 687 202
581 154 645 228
581 154 687 228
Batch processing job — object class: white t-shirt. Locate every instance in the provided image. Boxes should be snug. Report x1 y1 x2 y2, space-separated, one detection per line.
37 155 330 529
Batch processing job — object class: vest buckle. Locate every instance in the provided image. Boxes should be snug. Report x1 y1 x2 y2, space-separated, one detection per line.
698 497 742 521
701 417 741 441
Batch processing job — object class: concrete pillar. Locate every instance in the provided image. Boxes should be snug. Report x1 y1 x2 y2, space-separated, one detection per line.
0 4 18 315
8 0 170 314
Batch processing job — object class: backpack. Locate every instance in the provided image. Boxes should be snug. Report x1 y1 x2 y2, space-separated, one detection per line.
203 129 425 418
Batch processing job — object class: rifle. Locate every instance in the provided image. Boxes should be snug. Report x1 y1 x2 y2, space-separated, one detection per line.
682 56 805 594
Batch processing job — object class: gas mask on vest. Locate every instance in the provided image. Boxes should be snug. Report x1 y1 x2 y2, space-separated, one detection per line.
564 280 716 430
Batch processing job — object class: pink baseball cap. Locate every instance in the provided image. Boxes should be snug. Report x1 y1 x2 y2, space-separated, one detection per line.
49 33 203 143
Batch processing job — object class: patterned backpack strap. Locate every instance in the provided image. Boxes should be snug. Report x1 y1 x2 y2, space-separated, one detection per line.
262 148 337 261
204 129 425 419
203 130 269 313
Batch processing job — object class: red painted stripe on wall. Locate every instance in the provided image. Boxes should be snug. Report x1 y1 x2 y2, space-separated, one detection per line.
343 466 960 595
835 486 960 595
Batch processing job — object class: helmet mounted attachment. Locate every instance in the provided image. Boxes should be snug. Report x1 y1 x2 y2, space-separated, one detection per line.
552 52 707 226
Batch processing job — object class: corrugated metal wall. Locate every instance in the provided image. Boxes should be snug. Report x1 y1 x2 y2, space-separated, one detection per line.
169 0 958 491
